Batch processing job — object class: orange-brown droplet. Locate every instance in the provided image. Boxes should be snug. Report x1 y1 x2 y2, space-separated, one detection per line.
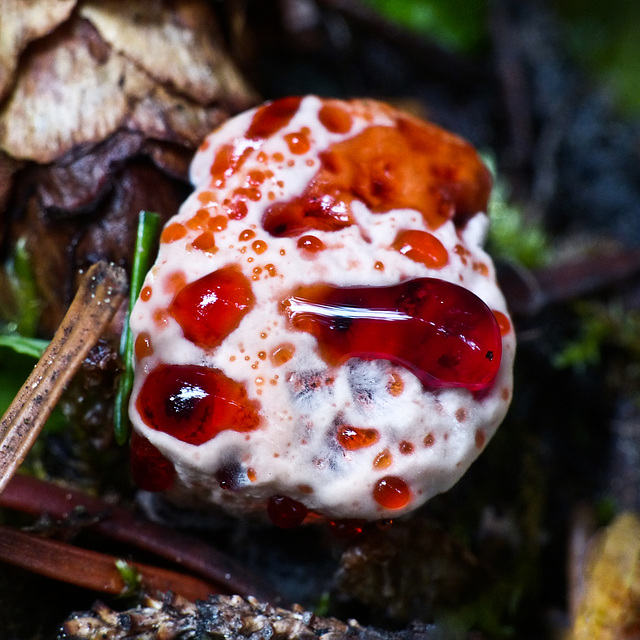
387 372 404 396
208 215 228 232
373 449 393 470
392 229 449 269
248 170 266 185
265 263 277 277
284 128 311 155
270 343 295 366
473 261 489 276
252 240 268 254
153 308 170 328
297 235 325 253
140 285 152 302
239 229 256 241
298 484 314 494
337 425 380 450
197 190 215 204
423 433 435 447
475 429 486 449
247 467 257 482
164 271 187 296
374 261 385 271
493 310 511 336
192 231 217 253
398 440 414 455
161 222 187 243
373 476 411 509
187 208 210 230
134 332 153 360
319 103 353 133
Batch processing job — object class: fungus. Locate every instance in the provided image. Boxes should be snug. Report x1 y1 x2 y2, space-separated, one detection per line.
128 96 516 525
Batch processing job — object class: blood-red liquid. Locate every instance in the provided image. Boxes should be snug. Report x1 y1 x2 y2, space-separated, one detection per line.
373 476 411 509
136 364 260 445
129 430 176 492
169 267 254 350
267 494 308 528
246 96 303 140
283 278 502 390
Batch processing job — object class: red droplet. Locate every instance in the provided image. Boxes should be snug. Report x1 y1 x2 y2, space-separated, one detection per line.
267 494 308 528
283 278 502 391
169 266 255 350
373 476 411 510
392 229 449 269
297 235 325 253
336 425 380 450
246 96 303 139
318 103 353 133
493 310 511 336
210 143 253 188
284 128 311 155
136 364 260 445
129 430 176 492
262 186 354 237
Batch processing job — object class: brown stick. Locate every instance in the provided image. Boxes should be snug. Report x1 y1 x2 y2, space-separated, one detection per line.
0 523 218 601
0 261 127 494
0 474 283 603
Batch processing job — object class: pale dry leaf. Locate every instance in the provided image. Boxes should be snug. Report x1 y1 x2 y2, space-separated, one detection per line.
0 16 152 163
80 0 255 106
0 0 77 100
127 83 229 147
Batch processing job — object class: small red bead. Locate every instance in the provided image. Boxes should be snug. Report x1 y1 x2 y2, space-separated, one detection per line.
267 495 308 528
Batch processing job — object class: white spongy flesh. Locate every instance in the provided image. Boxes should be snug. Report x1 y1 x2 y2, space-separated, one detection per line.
129 95 516 521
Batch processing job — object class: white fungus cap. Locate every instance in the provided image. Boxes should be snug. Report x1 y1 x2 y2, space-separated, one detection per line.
128 96 516 524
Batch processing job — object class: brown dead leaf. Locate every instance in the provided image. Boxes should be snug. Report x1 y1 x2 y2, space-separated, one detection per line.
80 0 254 106
127 83 229 147
0 0 77 100
0 0 258 333
0 16 151 163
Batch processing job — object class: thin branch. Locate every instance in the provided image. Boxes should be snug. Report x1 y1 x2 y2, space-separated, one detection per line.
0 261 127 494
0 523 218 601
1 474 284 604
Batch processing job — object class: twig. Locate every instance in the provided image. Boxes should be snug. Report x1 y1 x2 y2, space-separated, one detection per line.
0 474 283 604
0 261 127 494
0 523 217 601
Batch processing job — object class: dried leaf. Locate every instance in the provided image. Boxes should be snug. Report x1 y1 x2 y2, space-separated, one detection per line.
79 0 254 106
0 0 77 100
0 16 151 162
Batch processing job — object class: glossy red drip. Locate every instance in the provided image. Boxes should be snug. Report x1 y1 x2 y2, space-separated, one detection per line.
262 186 354 237
267 494 308 528
169 266 255 350
129 431 176 492
136 364 260 445
262 117 491 237
373 476 411 509
283 278 502 390
246 96 303 140
210 142 255 188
